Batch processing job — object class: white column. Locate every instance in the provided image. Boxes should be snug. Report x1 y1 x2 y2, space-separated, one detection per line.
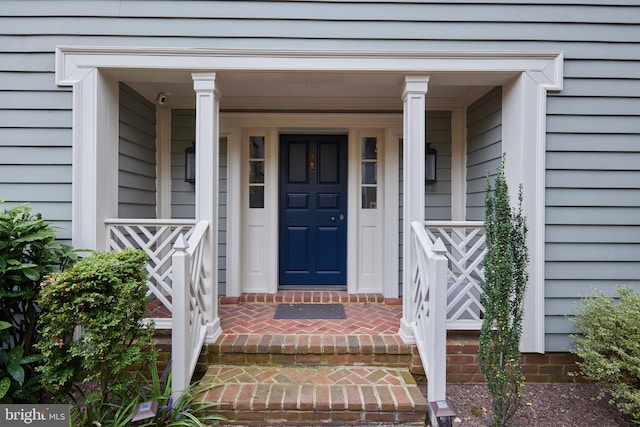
71 69 119 251
399 76 429 343
192 73 222 343
503 73 546 353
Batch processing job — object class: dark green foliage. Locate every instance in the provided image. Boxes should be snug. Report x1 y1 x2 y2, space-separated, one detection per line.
478 157 529 426
570 287 640 423
37 248 156 408
0 321 43 403
0 202 77 402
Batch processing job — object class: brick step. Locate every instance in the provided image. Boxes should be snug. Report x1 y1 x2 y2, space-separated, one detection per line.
199 364 428 426
220 291 393 305
206 334 423 372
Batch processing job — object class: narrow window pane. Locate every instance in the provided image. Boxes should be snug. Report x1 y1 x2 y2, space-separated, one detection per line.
362 187 377 209
250 136 265 159
249 186 264 208
249 161 264 183
362 162 377 185
361 137 377 160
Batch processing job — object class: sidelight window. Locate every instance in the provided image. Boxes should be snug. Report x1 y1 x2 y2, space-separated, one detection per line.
249 136 265 208
361 137 377 209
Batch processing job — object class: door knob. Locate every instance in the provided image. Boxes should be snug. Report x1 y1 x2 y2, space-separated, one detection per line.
330 216 336 222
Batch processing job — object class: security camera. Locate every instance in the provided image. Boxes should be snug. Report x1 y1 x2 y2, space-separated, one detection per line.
157 93 168 105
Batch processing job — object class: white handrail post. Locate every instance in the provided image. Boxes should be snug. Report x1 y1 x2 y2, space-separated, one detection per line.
171 234 190 400
427 237 449 426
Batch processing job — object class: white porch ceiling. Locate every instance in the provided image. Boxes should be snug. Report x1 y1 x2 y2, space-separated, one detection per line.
122 69 511 110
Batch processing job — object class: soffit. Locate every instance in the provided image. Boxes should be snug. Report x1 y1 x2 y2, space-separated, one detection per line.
122 69 504 110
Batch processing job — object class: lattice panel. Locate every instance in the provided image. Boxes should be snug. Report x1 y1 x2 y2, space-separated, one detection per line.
426 224 486 327
106 221 195 315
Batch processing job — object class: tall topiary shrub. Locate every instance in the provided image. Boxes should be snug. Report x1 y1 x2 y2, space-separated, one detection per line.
0 202 76 402
478 157 529 427
37 248 156 409
570 287 640 423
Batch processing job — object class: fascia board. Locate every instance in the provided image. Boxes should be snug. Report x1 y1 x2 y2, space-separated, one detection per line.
56 46 564 88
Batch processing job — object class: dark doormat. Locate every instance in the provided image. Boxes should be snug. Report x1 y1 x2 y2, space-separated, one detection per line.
274 303 346 319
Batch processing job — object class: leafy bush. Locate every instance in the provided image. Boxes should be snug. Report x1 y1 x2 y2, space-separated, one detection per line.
0 321 42 402
37 248 156 408
570 287 640 423
478 157 529 427
0 202 77 402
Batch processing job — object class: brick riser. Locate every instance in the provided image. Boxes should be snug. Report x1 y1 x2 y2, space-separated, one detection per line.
207 334 423 373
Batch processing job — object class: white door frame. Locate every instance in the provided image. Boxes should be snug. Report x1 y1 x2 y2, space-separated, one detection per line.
221 113 402 297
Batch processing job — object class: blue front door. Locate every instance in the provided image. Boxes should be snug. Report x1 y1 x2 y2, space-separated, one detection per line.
279 134 348 286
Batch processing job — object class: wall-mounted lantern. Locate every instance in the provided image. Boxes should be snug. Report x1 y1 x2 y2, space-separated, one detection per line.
426 143 438 183
184 142 195 183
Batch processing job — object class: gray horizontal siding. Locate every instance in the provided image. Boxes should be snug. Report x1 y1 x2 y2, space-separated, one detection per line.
171 109 196 219
0 128 71 146
0 0 637 351
547 189 640 207
466 87 502 221
0 91 71 109
0 110 71 128
425 111 452 221
546 38 640 348
3 1 638 22
118 83 157 219
546 225 640 243
4 17 640 43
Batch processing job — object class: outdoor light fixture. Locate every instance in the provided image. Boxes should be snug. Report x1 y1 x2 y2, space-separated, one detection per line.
132 400 158 422
426 143 438 183
184 142 195 183
429 400 457 427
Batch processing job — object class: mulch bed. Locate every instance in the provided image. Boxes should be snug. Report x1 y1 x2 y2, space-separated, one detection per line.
420 383 634 426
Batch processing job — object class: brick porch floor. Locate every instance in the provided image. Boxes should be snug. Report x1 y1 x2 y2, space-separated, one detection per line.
219 291 401 335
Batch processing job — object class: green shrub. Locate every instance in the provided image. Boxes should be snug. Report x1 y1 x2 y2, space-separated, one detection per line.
0 202 77 402
478 157 529 427
570 287 640 423
0 321 42 403
37 248 156 408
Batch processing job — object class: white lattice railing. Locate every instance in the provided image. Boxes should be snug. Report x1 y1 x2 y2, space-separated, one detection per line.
171 220 210 399
425 221 486 330
408 220 486 425
410 221 449 421
105 219 197 328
